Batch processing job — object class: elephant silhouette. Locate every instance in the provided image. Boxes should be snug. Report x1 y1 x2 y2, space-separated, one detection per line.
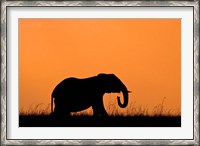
51 73 130 119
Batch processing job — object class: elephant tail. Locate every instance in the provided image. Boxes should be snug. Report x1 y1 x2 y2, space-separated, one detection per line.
51 95 54 113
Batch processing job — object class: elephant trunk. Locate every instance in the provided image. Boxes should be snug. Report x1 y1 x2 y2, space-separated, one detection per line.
117 87 129 108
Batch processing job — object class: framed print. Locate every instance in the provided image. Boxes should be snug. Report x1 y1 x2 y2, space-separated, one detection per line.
1 0 199 145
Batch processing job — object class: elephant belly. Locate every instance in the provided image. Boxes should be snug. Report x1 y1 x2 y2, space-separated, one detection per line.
72 99 92 112
58 96 94 112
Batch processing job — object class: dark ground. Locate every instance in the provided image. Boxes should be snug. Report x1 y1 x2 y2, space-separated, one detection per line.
19 115 181 127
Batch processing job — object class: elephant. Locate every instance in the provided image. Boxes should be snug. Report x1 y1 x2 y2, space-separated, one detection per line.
51 73 130 119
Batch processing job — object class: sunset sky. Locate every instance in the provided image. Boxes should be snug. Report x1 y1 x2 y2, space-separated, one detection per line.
19 19 181 115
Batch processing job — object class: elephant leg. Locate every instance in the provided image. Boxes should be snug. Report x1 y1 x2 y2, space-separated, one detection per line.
92 98 108 117
53 107 64 120
53 99 70 120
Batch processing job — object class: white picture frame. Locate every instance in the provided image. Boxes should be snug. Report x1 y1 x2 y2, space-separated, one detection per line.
1 1 199 145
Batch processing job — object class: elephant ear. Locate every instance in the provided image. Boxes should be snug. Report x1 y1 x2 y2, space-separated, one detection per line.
97 73 110 93
97 73 107 79
97 73 106 77
97 73 116 93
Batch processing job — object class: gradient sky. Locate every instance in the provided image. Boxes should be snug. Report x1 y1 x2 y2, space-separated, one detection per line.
19 19 181 115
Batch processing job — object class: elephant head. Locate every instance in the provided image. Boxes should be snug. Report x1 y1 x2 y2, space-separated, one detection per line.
97 73 130 108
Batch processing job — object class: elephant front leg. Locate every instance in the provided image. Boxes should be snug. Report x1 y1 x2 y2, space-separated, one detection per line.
92 97 108 117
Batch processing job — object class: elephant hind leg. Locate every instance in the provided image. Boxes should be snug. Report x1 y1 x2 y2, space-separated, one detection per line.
53 102 71 121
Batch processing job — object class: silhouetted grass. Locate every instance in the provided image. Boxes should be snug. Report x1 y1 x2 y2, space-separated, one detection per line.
19 98 181 127
20 103 50 116
19 114 181 127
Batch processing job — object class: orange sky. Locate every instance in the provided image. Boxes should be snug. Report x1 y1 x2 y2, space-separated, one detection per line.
19 19 181 115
